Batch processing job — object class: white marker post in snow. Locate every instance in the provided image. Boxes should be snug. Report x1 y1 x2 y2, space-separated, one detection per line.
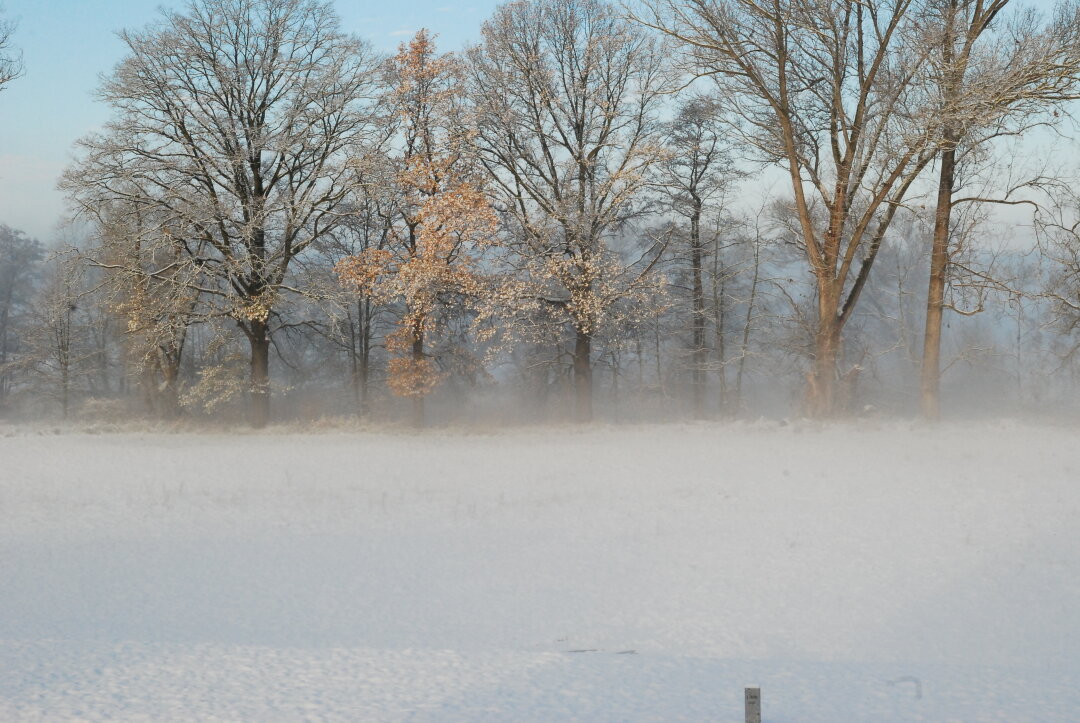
745 687 761 723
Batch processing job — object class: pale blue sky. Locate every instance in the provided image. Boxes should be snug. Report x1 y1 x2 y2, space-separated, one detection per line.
0 0 500 242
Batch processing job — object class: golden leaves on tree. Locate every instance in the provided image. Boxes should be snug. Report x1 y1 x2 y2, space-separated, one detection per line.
386 357 445 397
335 248 393 295
233 292 276 324
336 30 498 400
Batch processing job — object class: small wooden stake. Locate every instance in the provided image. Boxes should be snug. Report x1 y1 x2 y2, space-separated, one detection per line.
745 687 761 723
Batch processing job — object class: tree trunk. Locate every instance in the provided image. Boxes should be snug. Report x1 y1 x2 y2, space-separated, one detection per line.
609 348 620 412
411 329 425 428
358 298 371 418
735 237 761 416
356 343 370 419
249 319 271 428
59 305 72 419
690 209 706 419
60 360 70 419
806 281 842 417
348 299 371 419
348 308 360 413
140 362 157 415
920 141 957 420
161 351 181 419
574 326 593 422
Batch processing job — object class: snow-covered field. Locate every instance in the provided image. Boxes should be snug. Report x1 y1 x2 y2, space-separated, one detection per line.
2 420 1080 721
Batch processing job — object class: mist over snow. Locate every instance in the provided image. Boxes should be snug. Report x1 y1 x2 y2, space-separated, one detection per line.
4 0 1080 717
3 420 1080 720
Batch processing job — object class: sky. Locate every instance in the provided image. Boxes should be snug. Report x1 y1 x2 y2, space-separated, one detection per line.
0 0 1064 245
0 0 500 243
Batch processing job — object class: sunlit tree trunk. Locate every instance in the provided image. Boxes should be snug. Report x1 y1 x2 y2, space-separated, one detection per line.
807 281 842 417
921 140 957 420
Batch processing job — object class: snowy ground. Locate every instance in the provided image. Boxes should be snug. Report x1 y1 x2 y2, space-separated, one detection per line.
2 420 1080 721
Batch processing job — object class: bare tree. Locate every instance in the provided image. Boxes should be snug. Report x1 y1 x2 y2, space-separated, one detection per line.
728 205 772 414
63 0 381 427
467 0 674 422
22 253 91 418
1036 183 1080 380
0 10 23 92
660 94 738 418
917 0 1080 418
635 0 946 416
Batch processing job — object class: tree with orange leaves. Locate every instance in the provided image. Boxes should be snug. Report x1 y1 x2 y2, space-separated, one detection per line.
337 31 497 426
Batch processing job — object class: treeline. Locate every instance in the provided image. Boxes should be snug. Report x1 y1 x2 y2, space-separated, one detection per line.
3 0 1080 427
